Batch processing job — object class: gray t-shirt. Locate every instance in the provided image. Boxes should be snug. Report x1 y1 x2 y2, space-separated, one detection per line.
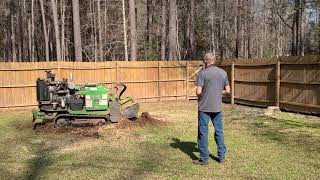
195 65 229 112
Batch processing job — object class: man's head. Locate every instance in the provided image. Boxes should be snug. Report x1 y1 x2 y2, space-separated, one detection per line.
203 53 216 67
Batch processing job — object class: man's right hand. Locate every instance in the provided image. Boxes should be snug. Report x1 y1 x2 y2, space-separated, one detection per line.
196 86 202 97
223 85 230 95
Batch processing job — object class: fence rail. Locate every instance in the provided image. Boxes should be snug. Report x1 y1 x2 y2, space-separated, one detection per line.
0 56 319 114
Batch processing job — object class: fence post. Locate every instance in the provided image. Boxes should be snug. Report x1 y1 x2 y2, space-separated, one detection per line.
158 61 161 101
231 60 235 105
116 61 119 84
186 61 189 100
276 59 281 107
57 61 61 79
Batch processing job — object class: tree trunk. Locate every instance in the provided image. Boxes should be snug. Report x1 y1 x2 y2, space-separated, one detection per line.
279 17 283 56
219 2 225 60
28 18 31 61
243 18 247 58
168 0 177 61
61 0 66 61
89 0 94 61
35 35 40 61
39 0 49 61
210 4 216 54
72 0 82 61
318 9 320 53
292 0 300 56
235 0 240 58
291 24 296 56
11 15 17 62
295 0 300 56
6 27 10 61
160 0 166 60
97 0 103 61
247 0 253 59
176 8 181 60
93 1 97 61
18 0 24 61
104 0 107 59
299 0 305 56
49 23 53 59
121 0 128 61
146 0 152 58
3 30 7 61
187 0 195 59
31 0 35 61
129 0 137 61
50 0 61 61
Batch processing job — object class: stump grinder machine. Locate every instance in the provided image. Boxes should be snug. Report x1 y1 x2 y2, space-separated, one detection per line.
32 70 139 128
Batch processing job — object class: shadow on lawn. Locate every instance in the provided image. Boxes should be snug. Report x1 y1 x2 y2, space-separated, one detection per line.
259 116 320 129
0 131 58 179
26 142 56 180
170 138 198 160
251 116 320 152
170 138 221 162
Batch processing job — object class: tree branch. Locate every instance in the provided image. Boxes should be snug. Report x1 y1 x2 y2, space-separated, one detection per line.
276 10 293 30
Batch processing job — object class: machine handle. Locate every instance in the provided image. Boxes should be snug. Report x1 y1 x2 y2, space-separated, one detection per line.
118 83 127 99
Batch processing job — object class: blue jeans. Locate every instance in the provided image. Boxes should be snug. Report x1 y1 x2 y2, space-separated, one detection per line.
198 111 226 162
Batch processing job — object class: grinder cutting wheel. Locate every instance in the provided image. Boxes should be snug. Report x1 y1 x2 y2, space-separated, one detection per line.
109 82 140 122
32 71 139 128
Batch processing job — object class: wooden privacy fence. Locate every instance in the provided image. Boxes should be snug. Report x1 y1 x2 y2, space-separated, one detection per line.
0 56 319 114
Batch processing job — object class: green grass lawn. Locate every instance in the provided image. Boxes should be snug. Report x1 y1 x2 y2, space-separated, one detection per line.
0 101 320 180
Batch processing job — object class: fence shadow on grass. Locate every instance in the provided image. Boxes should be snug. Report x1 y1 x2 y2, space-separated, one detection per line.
251 116 320 153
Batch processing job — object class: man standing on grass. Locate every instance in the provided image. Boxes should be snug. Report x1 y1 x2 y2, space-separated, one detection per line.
193 53 230 165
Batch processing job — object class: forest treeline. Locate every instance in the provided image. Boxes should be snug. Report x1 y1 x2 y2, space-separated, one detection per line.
0 0 319 62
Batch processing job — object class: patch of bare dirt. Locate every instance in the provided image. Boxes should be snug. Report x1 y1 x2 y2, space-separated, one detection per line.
35 124 102 138
34 112 165 137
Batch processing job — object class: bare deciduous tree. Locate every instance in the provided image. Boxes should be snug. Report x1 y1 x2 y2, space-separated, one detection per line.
129 0 137 61
161 0 167 60
39 0 49 61
50 0 61 61
168 0 177 61
72 0 82 61
0 0 319 62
